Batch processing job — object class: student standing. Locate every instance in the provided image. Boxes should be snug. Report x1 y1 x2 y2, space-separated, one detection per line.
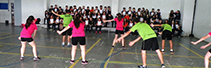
103 13 125 48
52 10 73 47
116 18 165 68
57 14 88 64
151 20 174 54
18 15 41 61
191 32 211 68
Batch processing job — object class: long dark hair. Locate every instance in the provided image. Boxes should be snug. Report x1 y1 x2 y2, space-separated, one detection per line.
74 14 82 29
117 13 122 21
25 15 35 29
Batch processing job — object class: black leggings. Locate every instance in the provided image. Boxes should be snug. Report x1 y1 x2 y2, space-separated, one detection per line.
95 26 102 32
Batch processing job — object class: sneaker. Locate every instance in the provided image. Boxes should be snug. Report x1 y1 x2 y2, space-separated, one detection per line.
70 60 75 64
33 57 41 61
111 45 114 48
99 31 101 34
170 51 174 55
20 57 24 61
122 46 126 50
62 44 65 47
161 64 165 68
95 31 97 34
67 44 71 47
81 60 88 64
138 65 147 68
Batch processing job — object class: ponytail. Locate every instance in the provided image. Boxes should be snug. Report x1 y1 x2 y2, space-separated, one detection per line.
74 14 82 29
25 15 35 29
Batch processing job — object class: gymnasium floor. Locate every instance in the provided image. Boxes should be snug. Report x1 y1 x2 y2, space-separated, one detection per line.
0 24 210 68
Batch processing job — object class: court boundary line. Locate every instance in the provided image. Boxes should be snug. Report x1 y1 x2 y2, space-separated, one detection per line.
68 38 101 68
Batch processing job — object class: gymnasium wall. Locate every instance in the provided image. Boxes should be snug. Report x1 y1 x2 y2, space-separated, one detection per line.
119 0 181 19
0 0 14 23
193 0 211 42
21 0 47 24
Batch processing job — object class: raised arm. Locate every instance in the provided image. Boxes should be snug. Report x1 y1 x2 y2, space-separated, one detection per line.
51 10 60 17
191 34 210 45
103 19 114 23
200 42 211 49
129 36 142 46
150 23 163 27
57 26 70 35
116 31 132 43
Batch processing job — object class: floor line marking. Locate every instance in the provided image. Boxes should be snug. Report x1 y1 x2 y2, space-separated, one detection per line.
179 43 211 63
0 52 71 60
0 35 19 40
103 48 114 68
113 51 201 58
68 38 101 68
0 43 81 50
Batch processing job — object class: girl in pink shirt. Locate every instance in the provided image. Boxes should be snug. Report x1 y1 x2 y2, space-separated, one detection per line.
18 15 40 61
191 32 211 68
103 13 125 48
57 14 88 64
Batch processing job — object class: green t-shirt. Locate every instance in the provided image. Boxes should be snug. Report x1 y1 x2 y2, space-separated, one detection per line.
130 22 157 41
162 24 172 32
60 14 73 27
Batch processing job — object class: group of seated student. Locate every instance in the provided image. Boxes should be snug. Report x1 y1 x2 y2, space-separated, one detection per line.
44 4 114 33
44 4 182 36
120 7 182 37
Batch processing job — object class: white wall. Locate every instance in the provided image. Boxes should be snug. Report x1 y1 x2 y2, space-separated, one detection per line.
47 0 111 10
119 0 181 19
0 0 14 23
193 0 211 42
181 0 195 36
21 0 46 24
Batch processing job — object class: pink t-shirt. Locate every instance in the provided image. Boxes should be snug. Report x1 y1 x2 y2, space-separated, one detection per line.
209 32 211 36
20 19 37 38
114 18 124 31
69 21 85 37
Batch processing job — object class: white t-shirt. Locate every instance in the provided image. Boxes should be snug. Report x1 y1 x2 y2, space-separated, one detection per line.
129 23 133 27
55 19 59 23
92 15 96 18
97 21 101 26
50 19 54 24
102 15 106 19
99 9 103 14
123 12 126 15
140 17 144 22
85 20 89 25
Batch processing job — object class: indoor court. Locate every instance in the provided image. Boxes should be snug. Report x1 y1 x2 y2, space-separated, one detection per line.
0 24 209 68
0 0 211 68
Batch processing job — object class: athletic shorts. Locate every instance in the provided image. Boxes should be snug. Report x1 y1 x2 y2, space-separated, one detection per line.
142 37 159 51
115 30 124 34
62 28 72 36
72 37 86 45
209 49 211 53
162 30 172 40
21 38 33 42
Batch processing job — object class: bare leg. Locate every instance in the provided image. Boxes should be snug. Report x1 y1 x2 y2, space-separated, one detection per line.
71 45 77 60
112 34 118 46
121 34 125 47
169 40 173 49
28 41 38 57
62 36 66 43
161 40 165 51
20 42 27 57
141 50 147 66
68 35 72 43
156 49 164 64
204 52 211 68
80 45 86 61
